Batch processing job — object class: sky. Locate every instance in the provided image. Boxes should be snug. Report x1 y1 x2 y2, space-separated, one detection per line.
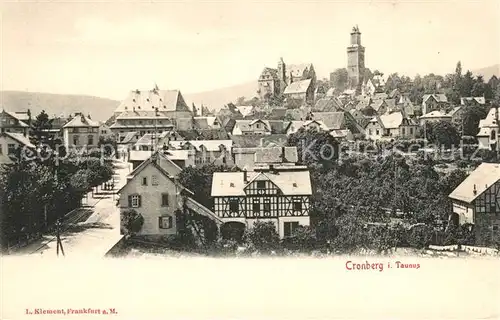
1 0 499 100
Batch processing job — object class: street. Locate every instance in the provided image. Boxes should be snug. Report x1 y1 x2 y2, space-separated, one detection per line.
16 159 132 258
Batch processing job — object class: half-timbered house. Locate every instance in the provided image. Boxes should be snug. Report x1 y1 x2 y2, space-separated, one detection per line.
211 165 312 239
449 163 500 246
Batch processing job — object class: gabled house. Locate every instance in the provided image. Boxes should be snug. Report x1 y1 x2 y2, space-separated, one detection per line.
113 87 192 119
232 146 298 171
419 110 452 126
283 79 315 105
460 96 486 107
62 113 100 150
422 94 449 115
211 165 312 239
0 109 30 136
119 151 221 238
365 111 418 140
0 132 36 162
232 119 272 136
371 99 388 115
169 140 233 166
285 120 329 136
449 163 500 245
477 106 500 151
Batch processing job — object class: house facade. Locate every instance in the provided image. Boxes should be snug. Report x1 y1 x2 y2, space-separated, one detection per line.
449 163 500 245
232 119 272 136
476 107 499 151
365 111 418 141
0 132 36 162
119 152 221 237
257 58 316 101
0 110 30 135
168 140 234 166
422 94 449 115
62 113 100 150
211 166 312 239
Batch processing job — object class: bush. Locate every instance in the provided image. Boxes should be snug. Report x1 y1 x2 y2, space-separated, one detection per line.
121 209 144 235
245 221 280 254
282 226 317 252
407 224 432 249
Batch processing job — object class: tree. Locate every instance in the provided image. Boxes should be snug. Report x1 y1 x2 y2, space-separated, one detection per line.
98 136 118 159
460 70 475 97
471 75 486 97
287 128 339 168
30 110 54 148
120 209 144 235
425 121 461 148
494 83 500 106
329 68 348 92
458 104 489 137
178 164 235 209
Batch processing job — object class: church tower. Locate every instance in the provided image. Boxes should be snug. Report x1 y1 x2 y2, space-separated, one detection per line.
277 57 287 94
347 25 365 94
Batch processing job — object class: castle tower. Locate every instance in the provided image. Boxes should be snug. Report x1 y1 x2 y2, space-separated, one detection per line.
347 25 365 94
277 57 287 94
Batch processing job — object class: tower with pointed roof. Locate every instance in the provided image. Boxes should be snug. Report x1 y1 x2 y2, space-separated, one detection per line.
347 25 365 94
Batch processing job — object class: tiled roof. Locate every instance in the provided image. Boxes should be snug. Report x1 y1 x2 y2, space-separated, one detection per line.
1 110 30 127
377 111 404 129
119 131 138 144
449 163 500 203
313 98 343 112
129 149 192 162
312 112 345 130
211 169 312 197
230 134 288 148
169 140 233 152
478 107 499 128
62 114 101 128
284 79 312 95
285 108 308 121
420 111 452 119
1 132 36 149
114 89 191 114
422 94 448 104
286 63 313 78
233 119 271 133
385 99 397 110
461 97 486 105
235 106 255 118
372 92 388 100
269 108 287 120
371 99 387 112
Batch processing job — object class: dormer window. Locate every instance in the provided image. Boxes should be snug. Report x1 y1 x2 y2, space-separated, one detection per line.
230 182 235 187
147 98 150 102
132 99 136 102
293 183 298 187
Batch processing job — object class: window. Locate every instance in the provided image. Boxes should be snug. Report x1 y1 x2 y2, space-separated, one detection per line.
142 177 148 186
263 199 271 212
0 146 2 154
293 198 302 212
161 193 169 207
128 195 141 208
368 129 372 135
256 123 261 129
80 128 89 133
376 129 380 136
410 127 414 135
73 136 79 145
491 130 496 140
7 144 16 155
284 221 299 238
159 216 173 229
402 128 406 135
490 203 497 213
152 175 159 186
229 199 239 212
88 135 94 145
252 199 260 213
257 181 266 189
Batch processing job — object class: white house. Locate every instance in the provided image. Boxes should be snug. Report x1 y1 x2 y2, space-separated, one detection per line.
477 107 499 150
232 119 272 136
118 151 221 237
449 163 500 245
211 165 312 239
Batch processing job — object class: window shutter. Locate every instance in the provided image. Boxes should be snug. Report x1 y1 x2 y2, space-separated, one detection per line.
158 217 162 229
138 195 142 207
168 216 173 228
128 196 132 207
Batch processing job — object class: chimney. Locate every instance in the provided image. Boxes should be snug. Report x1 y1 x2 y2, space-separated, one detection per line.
243 169 248 183
473 184 477 195
281 146 286 162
